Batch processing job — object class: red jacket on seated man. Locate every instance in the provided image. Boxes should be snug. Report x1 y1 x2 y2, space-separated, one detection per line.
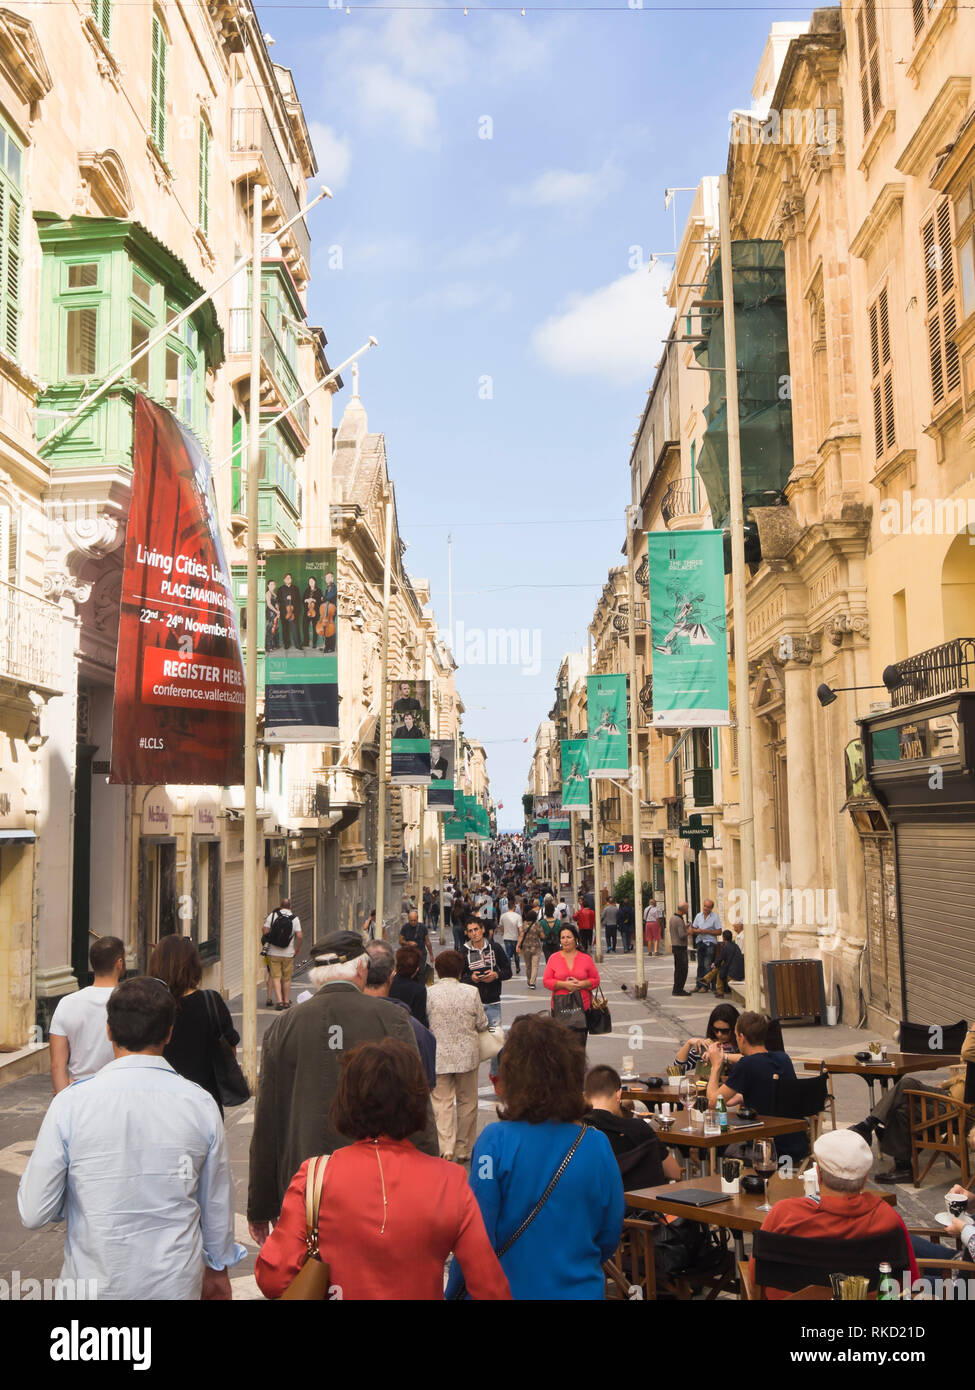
750 1129 919 1299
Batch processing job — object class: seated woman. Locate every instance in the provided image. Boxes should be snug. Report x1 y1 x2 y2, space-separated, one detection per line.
673 1003 740 1079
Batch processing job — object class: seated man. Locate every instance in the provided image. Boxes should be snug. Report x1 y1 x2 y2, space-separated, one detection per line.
851 1024 975 1184
583 1065 681 1197
705 1010 808 1166
749 1129 919 1299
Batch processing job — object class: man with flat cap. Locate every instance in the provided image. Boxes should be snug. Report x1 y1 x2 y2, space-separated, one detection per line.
247 930 440 1242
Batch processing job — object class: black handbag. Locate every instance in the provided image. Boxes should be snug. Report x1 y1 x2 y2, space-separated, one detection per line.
552 991 589 1032
204 989 250 1108
586 986 612 1035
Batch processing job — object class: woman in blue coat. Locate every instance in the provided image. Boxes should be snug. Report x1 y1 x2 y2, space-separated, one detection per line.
447 1013 624 1300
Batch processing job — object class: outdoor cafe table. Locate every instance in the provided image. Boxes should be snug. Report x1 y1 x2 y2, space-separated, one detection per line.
624 1172 896 1266
802 1052 961 1116
644 1111 807 1178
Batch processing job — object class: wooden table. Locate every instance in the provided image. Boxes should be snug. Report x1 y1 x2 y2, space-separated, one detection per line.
646 1111 807 1177
803 1052 961 1116
625 1173 896 1267
622 1082 688 1108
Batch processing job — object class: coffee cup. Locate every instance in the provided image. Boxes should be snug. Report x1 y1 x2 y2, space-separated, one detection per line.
947 1193 968 1220
721 1157 743 1194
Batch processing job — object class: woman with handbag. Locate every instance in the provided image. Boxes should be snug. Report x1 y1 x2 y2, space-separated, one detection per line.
254 1040 511 1301
426 950 490 1163
543 925 600 1048
445 1014 624 1300
149 934 243 1116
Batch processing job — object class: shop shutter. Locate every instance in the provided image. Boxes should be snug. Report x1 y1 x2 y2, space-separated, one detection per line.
290 865 315 942
896 822 975 1027
222 861 244 999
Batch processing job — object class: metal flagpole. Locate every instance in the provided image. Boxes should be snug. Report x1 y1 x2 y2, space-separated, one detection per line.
375 491 394 941
588 624 603 963
242 185 264 1091
626 506 646 998
719 173 759 1012
416 632 428 943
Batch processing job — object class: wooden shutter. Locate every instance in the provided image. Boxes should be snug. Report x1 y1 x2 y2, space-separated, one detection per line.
869 288 895 460
856 0 882 137
151 17 167 154
923 200 960 410
198 119 210 234
0 179 20 361
91 0 111 44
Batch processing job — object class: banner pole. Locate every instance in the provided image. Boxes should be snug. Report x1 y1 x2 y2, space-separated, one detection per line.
375 492 394 941
588 626 604 964
242 184 264 1092
626 507 646 999
416 632 428 941
719 173 759 1012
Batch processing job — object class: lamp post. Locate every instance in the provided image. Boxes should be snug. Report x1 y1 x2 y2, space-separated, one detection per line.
625 504 646 998
375 492 395 940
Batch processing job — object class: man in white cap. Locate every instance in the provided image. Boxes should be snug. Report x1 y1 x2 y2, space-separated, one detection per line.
748 1129 918 1299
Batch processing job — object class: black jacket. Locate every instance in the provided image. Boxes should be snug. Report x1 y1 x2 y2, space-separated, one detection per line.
584 1108 668 1190
461 939 511 1005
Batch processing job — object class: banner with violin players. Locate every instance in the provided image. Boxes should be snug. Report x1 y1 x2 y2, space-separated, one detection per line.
264 549 340 743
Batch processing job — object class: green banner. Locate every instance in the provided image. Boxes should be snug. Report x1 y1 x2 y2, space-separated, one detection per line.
444 807 466 842
389 679 431 784
587 673 629 776
264 548 339 744
549 817 570 844
428 739 455 811
647 531 730 728
561 739 590 811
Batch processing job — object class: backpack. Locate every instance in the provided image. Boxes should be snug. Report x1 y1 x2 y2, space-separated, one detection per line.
263 908 294 950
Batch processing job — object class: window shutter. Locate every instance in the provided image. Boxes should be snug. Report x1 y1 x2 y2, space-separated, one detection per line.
5 189 19 359
151 18 167 153
923 201 960 409
869 289 895 459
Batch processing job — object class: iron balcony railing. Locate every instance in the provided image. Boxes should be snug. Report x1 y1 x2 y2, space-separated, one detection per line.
889 637 975 708
228 308 310 440
230 108 311 268
289 779 330 819
661 480 696 525
0 579 62 691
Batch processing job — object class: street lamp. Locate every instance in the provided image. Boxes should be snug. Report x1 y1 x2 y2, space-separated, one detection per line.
816 666 907 708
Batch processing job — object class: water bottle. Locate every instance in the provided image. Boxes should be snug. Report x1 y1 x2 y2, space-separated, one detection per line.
716 1096 728 1133
877 1261 899 1300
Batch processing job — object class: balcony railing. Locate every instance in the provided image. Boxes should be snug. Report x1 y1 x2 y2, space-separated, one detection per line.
889 638 975 708
228 308 310 440
290 779 330 819
665 796 684 832
0 580 62 691
661 480 697 525
230 108 311 268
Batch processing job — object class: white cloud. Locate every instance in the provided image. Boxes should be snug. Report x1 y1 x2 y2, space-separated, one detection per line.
511 162 622 208
308 122 352 190
355 63 439 150
532 266 673 385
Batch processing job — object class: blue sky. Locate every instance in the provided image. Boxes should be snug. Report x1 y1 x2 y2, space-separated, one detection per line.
261 1 784 822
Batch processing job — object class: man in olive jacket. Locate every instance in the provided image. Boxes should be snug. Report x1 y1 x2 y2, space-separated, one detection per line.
247 931 440 1239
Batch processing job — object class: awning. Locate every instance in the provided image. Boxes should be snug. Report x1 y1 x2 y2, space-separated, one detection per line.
0 829 36 842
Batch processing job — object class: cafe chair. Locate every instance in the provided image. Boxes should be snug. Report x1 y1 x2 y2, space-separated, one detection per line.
768 1070 829 1163
747 1227 910 1298
611 1217 736 1301
905 1088 974 1188
897 1019 968 1055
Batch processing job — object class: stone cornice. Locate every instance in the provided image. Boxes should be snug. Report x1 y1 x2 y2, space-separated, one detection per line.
0 8 52 106
895 76 971 180
849 181 905 260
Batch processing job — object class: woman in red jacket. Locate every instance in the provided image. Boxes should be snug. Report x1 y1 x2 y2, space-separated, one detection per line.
543 924 600 1045
255 1039 511 1301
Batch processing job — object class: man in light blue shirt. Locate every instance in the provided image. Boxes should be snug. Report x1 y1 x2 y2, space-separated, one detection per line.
691 899 722 993
18 976 245 1301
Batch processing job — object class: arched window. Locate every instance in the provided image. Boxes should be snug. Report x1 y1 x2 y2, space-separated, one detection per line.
941 529 975 642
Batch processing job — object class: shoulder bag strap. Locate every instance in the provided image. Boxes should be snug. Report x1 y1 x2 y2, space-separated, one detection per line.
304 1155 330 1258
203 987 222 1041
497 1125 587 1258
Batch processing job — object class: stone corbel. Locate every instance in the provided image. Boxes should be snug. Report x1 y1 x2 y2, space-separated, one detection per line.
824 612 869 647
44 508 123 606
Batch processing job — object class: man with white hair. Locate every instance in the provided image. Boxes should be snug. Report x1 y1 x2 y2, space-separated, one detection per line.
247 931 439 1243
748 1128 918 1298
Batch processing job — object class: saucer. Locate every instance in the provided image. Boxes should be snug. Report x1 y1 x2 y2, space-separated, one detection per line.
934 1211 965 1227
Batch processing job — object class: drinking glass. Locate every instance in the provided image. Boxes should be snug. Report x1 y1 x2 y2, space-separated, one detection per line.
678 1076 695 1114
752 1139 778 1213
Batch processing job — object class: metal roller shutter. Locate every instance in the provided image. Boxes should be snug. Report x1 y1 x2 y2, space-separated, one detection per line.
290 866 315 942
897 822 975 1026
222 862 244 999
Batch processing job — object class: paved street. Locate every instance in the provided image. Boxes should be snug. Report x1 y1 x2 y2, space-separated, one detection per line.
0 936 953 1299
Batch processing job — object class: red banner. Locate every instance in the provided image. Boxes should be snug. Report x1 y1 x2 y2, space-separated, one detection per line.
110 395 245 784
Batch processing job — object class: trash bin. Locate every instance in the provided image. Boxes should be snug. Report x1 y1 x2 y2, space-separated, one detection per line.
763 958 827 1024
